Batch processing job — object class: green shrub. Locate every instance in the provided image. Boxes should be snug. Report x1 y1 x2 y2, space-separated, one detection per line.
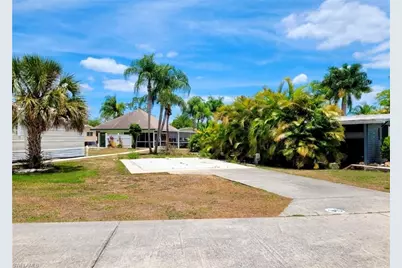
127 152 140 159
381 136 390 160
117 144 123 148
189 133 202 152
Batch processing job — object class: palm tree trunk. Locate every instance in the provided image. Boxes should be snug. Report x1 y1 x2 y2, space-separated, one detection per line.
26 125 43 168
166 111 170 152
341 97 347 115
155 105 164 154
147 80 152 153
161 110 167 148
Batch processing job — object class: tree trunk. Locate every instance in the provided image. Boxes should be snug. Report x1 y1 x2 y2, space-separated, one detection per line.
155 105 164 154
26 125 43 168
341 97 347 115
147 80 152 153
166 112 170 152
160 111 167 148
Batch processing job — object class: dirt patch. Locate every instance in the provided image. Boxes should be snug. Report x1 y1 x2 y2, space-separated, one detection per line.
13 157 291 223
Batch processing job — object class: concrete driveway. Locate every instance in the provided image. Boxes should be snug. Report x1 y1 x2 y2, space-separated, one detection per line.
14 159 390 267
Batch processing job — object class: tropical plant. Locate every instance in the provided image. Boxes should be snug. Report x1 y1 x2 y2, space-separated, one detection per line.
186 96 212 129
12 55 88 168
128 123 142 148
127 95 147 111
171 114 193 129
99 95 126 120
381 136 390 160
352 103 378 115
376 89 390 113
154 64 190 153
88 118 101 127
206 96 224 114
124 54 159 153
194 86 345 169
321 63 372 115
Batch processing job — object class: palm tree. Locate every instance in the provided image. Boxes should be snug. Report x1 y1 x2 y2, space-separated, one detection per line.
376 89 390 113
127 95 147 111
186 96 212 129
352 103 378 115
99 95 126 120
162 92 186 151
12 55 87 168
154 65 190 153
321 63 372 115
124 54 159 153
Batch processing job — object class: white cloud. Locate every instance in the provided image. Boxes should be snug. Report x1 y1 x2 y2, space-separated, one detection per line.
80 57 127 74
166 51 179 58
292 73 308 84
281 0 389 50
198 95 236 104
155 53 164 58
362 52 390 69
103 78 147 93
135 43 156 52
353 41 390 69
80 83 93 91
195 76 204 80
87 76 95 82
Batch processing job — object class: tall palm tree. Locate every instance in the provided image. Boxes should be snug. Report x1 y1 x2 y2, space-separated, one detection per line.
321 63 372 115
12 55 87 168
376 89 390 113
124 54 159 153
352 103 378 115
186 96 211 129
127 95 147 111
154 65 190 153
99 95 126 120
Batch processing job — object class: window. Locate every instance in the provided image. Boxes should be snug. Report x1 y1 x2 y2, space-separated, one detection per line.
87 132 93 137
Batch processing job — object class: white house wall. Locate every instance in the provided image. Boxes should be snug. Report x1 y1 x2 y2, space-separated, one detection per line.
12 127 85 161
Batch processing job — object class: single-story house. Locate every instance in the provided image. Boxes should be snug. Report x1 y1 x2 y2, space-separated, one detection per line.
84 125 98 147
12 125 85 162
339 114 390 165
91 109 196 148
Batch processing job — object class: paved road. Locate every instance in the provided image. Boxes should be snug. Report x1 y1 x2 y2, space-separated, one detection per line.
174 167 390 216
13 214 389 268
13 164 390 267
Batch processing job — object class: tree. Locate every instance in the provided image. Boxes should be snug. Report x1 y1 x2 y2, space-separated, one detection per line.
124 54 159 153
12 55 87 168
127 95 147 111
88 118 101 127
128 123 142 148
153 65 190 153
171 114 193 129
193 86 345 169
99 95 126 121
321 63 372 115
206 96 224 114
186 96 212 129
352 103 378 115
376 89 390 113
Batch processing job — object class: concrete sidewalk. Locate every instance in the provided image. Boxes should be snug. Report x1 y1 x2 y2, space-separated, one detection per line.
13 214 389 268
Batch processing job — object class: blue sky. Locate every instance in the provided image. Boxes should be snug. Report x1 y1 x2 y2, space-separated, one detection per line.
13 0 390 120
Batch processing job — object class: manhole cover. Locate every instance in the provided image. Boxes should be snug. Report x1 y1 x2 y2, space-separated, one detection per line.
325 208 345 214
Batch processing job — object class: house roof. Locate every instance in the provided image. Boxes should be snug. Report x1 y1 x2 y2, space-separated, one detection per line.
92 109 178 131
338 114 390 125
178 127 197 133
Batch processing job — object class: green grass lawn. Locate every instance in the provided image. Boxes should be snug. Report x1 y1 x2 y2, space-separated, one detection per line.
265 167 390 192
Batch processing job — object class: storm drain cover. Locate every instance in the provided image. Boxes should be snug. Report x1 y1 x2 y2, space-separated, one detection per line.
325 208 345 214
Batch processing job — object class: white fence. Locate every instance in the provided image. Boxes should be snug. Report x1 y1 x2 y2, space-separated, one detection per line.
106 134 132 148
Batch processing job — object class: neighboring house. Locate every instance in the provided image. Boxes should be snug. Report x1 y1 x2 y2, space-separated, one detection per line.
84 125 98 147
91 109 196 148
339 114 390 165
12 125 85 162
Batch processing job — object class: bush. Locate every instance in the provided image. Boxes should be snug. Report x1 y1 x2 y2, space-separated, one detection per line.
189 133 202 152
381 136 390 160
127 152 140 159
107 136 116 148
117 144 123 148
